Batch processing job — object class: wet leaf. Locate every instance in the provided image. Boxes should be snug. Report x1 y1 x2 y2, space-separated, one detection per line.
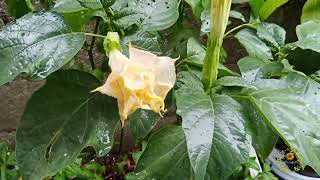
235 29 273 60
126 126 192 180
245 73 320 175
16 70 119 180
256 22 286 49
176 73 214 180
296 20 320 53
115 0 179 31
238 57 283 83
0 12 85 86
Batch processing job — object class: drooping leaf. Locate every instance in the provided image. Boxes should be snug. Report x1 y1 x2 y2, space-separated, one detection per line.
176 73 214 180
229 10 246 22
16 70 119 180
296 20 320 53
115 0 179 31
238 57 283 83
205 95 252 180
301 0 320 23
259 0 288 21
256 22 286 49
233 0 250 3
52 0 107 31
126 126 192 180
122 30 162 55
0 12 85 86
245 73 320 174
242 102 278 159
235 29 273 60
129 109 160 141
5 0 32 19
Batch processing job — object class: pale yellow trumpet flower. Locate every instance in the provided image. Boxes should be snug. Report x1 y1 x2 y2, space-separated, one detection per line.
92 33 176 125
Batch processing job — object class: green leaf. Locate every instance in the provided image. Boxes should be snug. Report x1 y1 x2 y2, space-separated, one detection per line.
256 22 286 49
122 30 162 55
245 73 320 175
235 29 273 60
52 0 107 31
249 0 264 18
301 0 320 23
129 109 160 141
230 10 246 22
259 0 288 21
5 0 32 19
205 95 252 180
115 0 179 31
233 0 250 3
0 12 85 86
176 75 214 180
183 37 228 67
296 20 320 53
127 126 192 180
16 70 119 180
184 37 206 66
238 57 283 83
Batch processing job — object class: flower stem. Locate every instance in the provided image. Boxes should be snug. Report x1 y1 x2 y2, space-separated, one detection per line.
201 0 232 89
118 127 124 155
88 18 101 69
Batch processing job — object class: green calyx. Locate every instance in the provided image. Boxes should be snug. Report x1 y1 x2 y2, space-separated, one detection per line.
103 32 123 55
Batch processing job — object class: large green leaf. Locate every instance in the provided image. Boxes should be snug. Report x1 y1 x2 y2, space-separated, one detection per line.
259 0 288 20
237 57 283 83
296 20 320 53
235 29 273 60
176 74 214 180
256 22 286 49
52 0 107 31
129 109 160 141
205 95 252 180
5 0 32 19
16 70 119 180
245 73 320 174
126 126 192 180
0 12 85 86
115 0 179 31
301 0 320 23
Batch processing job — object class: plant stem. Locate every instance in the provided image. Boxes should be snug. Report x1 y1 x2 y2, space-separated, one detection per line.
118 127 124 155
88 18 101 69
1 164 6 180
224 23 256 38
84 33 106 39
201 0 232 89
